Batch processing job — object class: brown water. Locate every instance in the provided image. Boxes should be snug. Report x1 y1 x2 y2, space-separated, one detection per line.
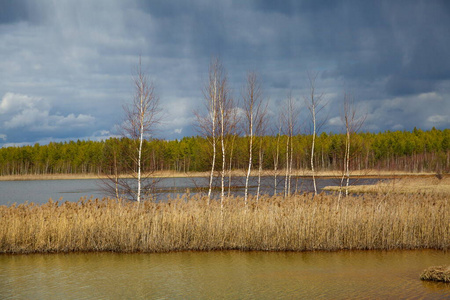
0 250 448 299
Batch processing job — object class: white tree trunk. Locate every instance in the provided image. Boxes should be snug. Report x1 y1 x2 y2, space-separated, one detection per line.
207 79 217 203
345 130 351 196
274 132 280 195
243 72 265 206
114 150 119 199
256 140 263 202
228 136 235 197
137 91 144 202
311 104 317 195
284 134 290 198
220 104 226 206
245 127 253 206
288 133 293 196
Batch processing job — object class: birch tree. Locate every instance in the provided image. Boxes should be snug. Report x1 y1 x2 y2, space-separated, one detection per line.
305 71 326 196
123 59 161 202
242 72 266 206
227 103 240 198
102 58 161 202
255 115 268 202
272 115 282 195
338 93 366 201
195 58 229 204
282 93 298 198
217 69 234 205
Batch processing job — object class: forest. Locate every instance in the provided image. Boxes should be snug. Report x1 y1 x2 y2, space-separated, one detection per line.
0 127 448 176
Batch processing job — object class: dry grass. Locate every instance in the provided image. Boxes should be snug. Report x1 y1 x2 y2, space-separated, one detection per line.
0 192 448 254
420 266 450 283
0 169 437 181
324 176 450 195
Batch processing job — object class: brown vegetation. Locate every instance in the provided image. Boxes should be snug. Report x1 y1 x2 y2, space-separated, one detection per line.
0 169 438 181
0 192 448 254
420 266 450 283
324 176 450 195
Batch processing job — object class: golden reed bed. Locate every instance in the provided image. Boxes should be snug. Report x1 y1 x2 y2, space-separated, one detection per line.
420 265 450 283
0 193 448 254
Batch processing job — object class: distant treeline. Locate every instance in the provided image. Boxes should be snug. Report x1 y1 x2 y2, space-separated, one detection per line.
0 127 449 176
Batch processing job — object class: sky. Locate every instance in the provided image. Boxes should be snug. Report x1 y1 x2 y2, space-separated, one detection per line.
1 0 449 147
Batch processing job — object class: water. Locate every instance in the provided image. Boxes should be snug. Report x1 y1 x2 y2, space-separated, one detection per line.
0 250 448 299
0 176 380 206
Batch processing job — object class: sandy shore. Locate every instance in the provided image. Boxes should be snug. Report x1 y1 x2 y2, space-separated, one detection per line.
0 169 438 181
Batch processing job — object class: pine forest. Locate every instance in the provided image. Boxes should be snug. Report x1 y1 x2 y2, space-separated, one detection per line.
1 127 449 176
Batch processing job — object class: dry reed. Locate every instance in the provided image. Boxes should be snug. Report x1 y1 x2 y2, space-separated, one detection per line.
324 176 450 195
1 170 437 181
0 193 448 254
420 266 450 283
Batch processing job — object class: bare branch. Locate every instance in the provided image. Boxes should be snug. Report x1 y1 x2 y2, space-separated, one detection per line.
102 57 161 202
242 71 267 205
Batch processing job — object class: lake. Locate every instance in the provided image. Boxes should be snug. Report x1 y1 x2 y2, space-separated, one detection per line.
0 250 448 299
1 177 448 298
0 176 380 206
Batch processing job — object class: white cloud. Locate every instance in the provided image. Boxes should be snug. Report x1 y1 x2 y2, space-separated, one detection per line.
328 116 342 126
427 115 448 124
418 92 442 101
53 113 95 127
392 124 404 131
0 92 46 114
174 128 182 134
0 134 6 141
5 107 48 129
0 92 95 132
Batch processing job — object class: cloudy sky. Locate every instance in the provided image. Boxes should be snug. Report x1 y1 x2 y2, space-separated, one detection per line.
1 0 449 147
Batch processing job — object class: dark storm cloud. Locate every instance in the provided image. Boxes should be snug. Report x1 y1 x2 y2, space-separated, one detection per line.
0 0 449 146
134 0 230 58
326 1 450 97
0 0 29 23
0 0 48 25
247 1 450 99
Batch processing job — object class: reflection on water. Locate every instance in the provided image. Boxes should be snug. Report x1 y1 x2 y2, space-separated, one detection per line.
0 250 448 299
0 176 380 205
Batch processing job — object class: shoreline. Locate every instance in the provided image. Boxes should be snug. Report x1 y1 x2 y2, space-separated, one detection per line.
0 170 439 181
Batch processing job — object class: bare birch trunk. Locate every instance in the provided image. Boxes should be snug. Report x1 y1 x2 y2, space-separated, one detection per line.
283 94 296 198
338 127 350 202
339 93 366 201
256 139 263 202
245 134 253 205
284 134 290 199
113 150 120 199
243 72 265 206
115 57 161 202
305 71 326 196
220 102 226 206
288 132 293 196
207 131 216 202
207 72 218 203
197 58 233 205
345 129 351 196
311 104 317 195
228 135 236 197
273 129 281 195
137 92 144 202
